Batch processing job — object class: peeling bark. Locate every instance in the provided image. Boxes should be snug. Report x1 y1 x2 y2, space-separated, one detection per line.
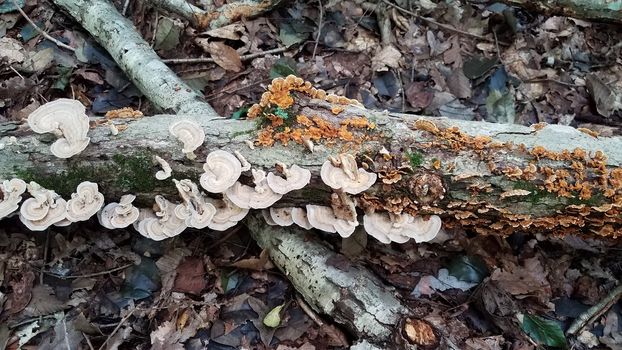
486 0 622 23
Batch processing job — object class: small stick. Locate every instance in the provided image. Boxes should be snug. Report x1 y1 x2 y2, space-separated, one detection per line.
37 263 134 279
567 283 622 335
98 307 137 350
312 0 323 60
11 0 75 52
162 46 291 64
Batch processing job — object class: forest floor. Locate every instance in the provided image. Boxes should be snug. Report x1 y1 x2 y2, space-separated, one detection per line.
2 0 622 349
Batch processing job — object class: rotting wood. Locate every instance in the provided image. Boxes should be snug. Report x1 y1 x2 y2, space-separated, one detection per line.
480 0 622 24
2 95 622 239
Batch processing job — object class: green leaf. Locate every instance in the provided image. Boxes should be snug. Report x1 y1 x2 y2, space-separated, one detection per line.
446 255 488 283
154 17 182 51
463 56 498 79
520 313 567 348
231 107 249 120
278 22 310 47
485 89 515 124
52 66 73 90
270 57 298 79
263 304 284 328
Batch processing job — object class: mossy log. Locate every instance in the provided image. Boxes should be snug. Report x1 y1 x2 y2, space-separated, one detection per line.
2 99 622 238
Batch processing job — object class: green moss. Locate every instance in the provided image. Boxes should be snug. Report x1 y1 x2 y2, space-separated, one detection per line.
406 151 424 168
14 151 163 197
567 192 606 207
511 180 557 205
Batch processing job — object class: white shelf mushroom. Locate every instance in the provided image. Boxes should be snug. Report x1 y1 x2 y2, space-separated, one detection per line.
233 150 251 171
169 119 205 159
320 154 377 194
135 195 187 241
155 156 172 180
266 163 311 195
98 194 140 229
27 99 90 158
19 182 67 231
206 194 249 231
173 179 216 229
262 209 278 226
200 150 242 193
363 212 442 244
66 181 105 222
225 169 283 209
306 205 358 238
0 178 27 220
291 208 313 229
269 207 294 226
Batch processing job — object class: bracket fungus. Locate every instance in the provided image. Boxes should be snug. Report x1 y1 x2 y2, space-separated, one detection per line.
155 156 172 180
321 154 377 194
19 182 67 231
169 119 205 158
200 150 242 193
98 195 140 229
234 150 252 171
206 195 249 231
27 99 90 158
268 207 295 226
66 182 105 222
173 179 216 229
266 163 311 194
363 212 442 244
291 208 313 229
0 178 27 220
306 205 358 237
225 169 283 209
136 195 187 241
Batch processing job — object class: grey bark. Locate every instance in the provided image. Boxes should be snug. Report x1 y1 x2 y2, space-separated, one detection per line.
483 0 622 23
248 214 407 344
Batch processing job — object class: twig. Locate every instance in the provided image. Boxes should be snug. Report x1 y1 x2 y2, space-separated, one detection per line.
205 78 272 100
567 283 622 335
381 0 510 46
83 332 95 350
523 78 580 88
162 46 291 64
11 0 75 52
98 307 137 350
122 0 131 16
37 263 134 279
312 0 323 60
40 228 50 284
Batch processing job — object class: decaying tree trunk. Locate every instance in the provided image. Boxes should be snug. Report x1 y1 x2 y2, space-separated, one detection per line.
2 99 622 238
247 213 408 344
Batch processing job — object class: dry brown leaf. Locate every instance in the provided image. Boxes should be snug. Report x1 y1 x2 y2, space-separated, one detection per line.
230 249 274 271
206 41 243 72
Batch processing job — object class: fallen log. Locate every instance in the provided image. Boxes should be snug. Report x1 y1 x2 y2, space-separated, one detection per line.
2 90 622 238
481 0 622 24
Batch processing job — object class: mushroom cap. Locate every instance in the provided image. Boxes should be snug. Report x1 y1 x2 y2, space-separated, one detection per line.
0 178 27 220
155 156 172 180
305 205 358 237
269 207 294 226
291 208 313 229
27 99 90 158
206 195 249 231
262 209 278 226
98 194 139 229
266 164 311 194
320 158 377 194
66 181 105 222
363 212 442 244
137 195 187 240
169 119 205 153
19 183 67 231
133 208 156 237
173 179 216 229
224 171 283 209
200 150 242 193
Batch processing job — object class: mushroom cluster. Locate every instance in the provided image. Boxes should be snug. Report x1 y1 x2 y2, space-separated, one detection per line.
27 99 90 158
169 119 205 159
66 182 104 222
363 212 442 244
98 195 140 229
321 154 377 194
0 179 27 219
19 182 67 231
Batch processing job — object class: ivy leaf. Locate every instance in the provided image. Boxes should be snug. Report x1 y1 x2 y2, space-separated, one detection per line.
519 313 567 349
270 57 298 79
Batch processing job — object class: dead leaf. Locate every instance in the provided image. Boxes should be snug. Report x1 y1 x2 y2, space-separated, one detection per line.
405 82 433 110
446 69 472 99
371 45 402 72
173 256 207 295
204 41 243 72
491 257 551 302
8 271 35 314
230 249 274 271
23 284 66 316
